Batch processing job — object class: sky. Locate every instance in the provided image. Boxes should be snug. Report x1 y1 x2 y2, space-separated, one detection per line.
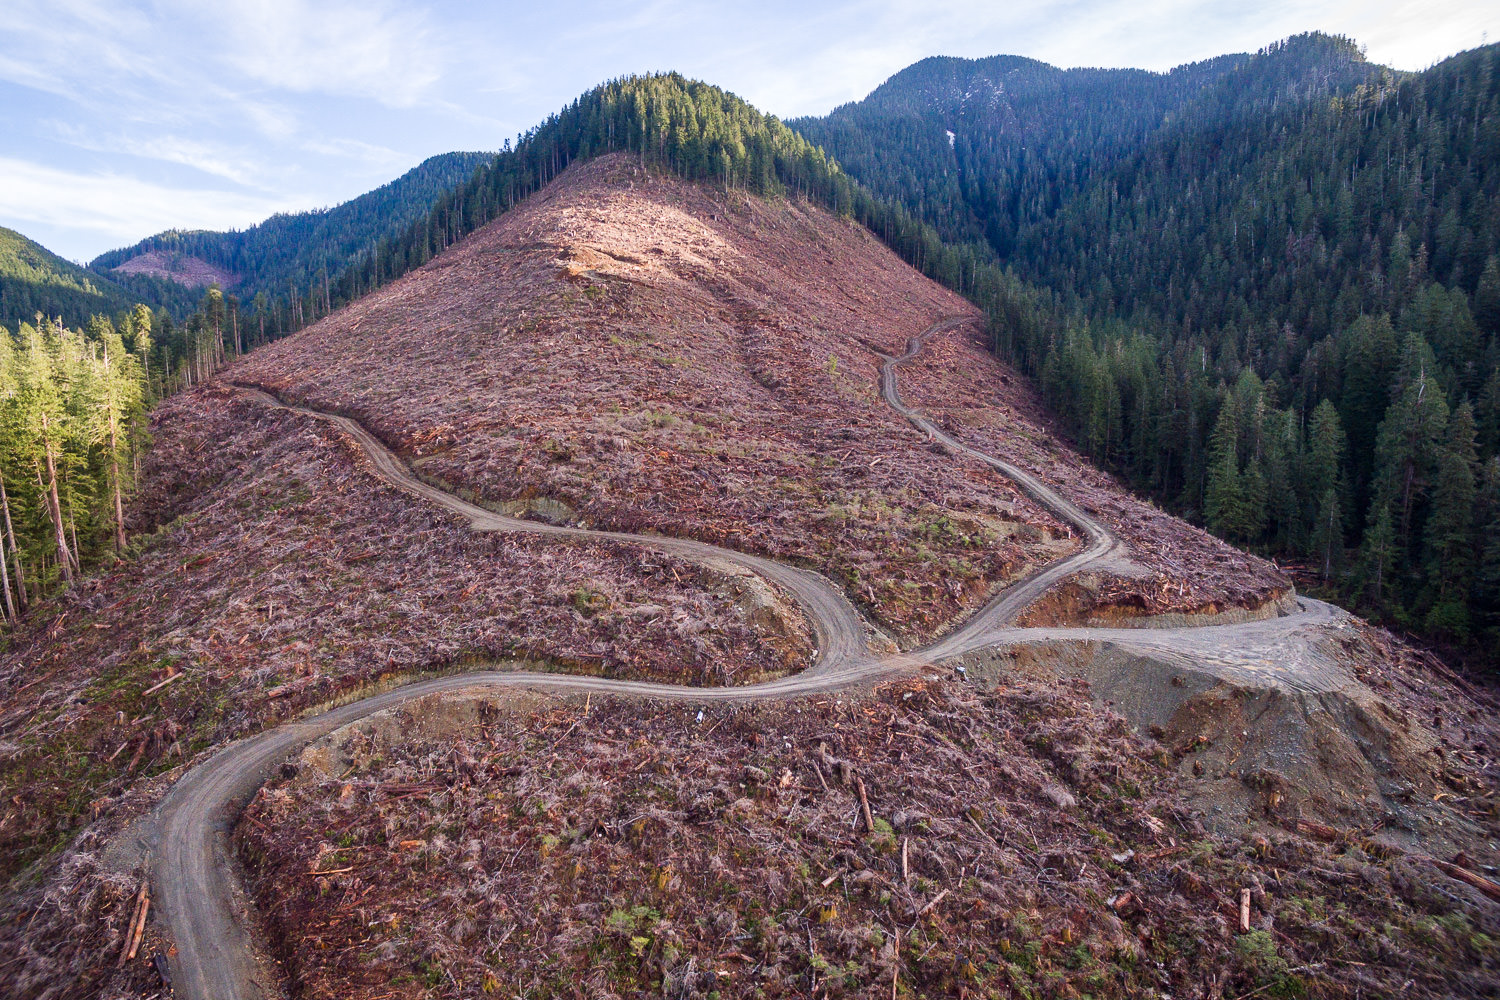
2 0 1495 263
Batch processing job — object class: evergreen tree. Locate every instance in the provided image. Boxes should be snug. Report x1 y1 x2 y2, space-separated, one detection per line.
1475 459 1500 640
1204 404 1243 539
1475 256 1500 337
1359 503 1398 607
1311 487 1344 579
1423 401 1479 605
1337 315 1399 511
1304 400 1347 525
1368 365 1449 557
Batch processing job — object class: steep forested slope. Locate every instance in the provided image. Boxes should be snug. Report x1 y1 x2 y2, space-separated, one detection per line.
0 227 136 329
797 35 1500 665
791 36 1375 254
792 52 1238 249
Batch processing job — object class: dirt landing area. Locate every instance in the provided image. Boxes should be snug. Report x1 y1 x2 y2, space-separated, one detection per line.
955 618 1500 864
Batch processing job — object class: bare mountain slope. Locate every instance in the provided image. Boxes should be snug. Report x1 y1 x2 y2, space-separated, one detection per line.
236 154 1286 640
109 249 237 288
2 155 1496 1000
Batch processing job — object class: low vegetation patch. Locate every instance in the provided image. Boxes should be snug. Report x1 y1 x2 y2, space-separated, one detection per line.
0 382 808 886
237 679 1497 999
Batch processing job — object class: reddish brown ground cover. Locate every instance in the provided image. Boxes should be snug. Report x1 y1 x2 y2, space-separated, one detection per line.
0 157 1313 1000
236 678 1498 1000
0 383 806 884
110 249 238 288
896 324 1291 620
235 155 1078 641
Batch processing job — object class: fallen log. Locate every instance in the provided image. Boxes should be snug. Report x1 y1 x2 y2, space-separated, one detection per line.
1429 859 1500 902
1295 819 1344 842
127 894 150 961
116 884 148 968
141 672 183 697
916 888 949 916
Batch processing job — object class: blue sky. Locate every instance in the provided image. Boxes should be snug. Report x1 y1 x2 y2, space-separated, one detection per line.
2 1 1495 263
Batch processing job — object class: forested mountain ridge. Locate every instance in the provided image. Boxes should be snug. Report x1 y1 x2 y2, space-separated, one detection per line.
796 35 1500 667
790 34 1378 253
91 150 492 308
0 227 135 329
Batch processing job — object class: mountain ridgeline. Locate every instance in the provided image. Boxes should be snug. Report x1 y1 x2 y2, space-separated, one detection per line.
795 34 1500 665
8 39 1500 668
0 227 197 332
90 151 493 312
74 82 954 339
0 74 1014 620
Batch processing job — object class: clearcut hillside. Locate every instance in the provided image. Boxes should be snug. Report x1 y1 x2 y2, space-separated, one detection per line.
237 153 1287 640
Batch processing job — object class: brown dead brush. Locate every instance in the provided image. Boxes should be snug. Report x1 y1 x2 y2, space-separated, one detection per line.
238 678 1498 1000
232 155 1080 642
0 381 806 891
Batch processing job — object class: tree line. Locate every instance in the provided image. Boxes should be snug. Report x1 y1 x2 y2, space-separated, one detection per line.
0 282 256 623
35 58 1495 668
0 313 148 621
795 35 1500 668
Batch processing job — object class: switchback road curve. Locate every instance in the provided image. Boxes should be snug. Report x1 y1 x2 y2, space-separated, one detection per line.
147 317 1339 1000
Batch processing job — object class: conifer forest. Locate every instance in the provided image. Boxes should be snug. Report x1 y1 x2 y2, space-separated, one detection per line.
5 37 1500 671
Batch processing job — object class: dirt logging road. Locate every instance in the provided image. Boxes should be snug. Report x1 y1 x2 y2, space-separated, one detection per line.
149 316 1341 1000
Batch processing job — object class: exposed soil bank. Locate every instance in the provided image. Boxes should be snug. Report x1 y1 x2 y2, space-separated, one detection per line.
1018 582 1300 629
952 622 1498 863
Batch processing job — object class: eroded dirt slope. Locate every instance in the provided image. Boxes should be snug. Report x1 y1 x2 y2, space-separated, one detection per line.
236 154 1101 640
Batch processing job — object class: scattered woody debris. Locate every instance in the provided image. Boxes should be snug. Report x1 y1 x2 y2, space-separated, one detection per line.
235 678 1499 1000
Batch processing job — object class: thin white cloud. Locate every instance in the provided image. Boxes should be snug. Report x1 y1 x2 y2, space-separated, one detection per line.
45 124 275 189
0 157 299 247
3 0 1497 261
0 0 166 97
298 135 410 168
207 0 443 107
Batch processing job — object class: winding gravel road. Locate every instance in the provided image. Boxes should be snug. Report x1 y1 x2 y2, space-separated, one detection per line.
144 317 1342 1000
